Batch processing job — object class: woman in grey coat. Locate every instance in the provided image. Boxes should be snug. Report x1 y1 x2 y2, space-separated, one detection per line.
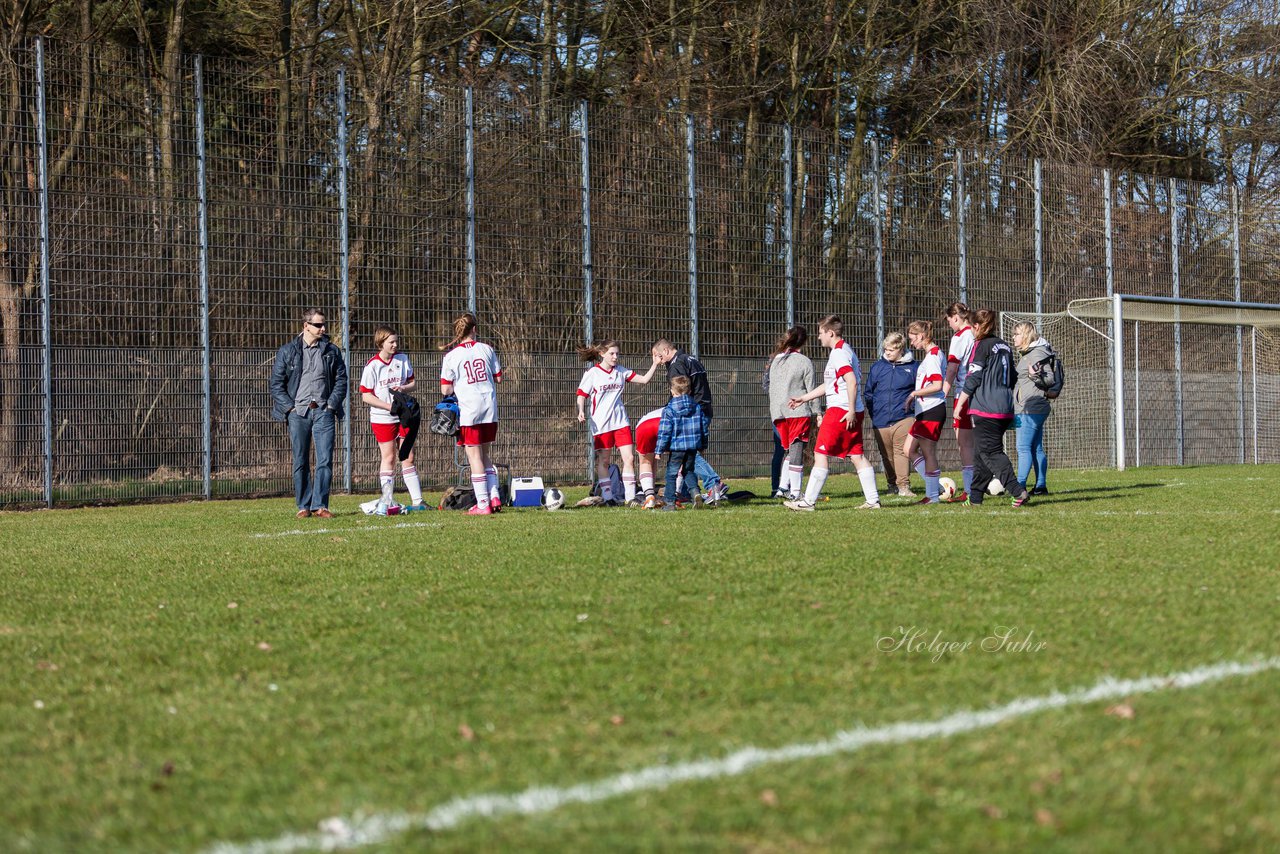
766 326 820 500
1012 321 1055 495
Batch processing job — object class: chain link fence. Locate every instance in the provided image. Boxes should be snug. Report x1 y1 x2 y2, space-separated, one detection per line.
2 38 1277 508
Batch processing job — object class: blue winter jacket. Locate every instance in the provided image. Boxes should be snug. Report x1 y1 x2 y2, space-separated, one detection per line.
864 353 918 429
655 395 709 453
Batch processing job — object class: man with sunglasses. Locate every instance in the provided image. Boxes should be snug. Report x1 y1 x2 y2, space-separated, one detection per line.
270 308 348 518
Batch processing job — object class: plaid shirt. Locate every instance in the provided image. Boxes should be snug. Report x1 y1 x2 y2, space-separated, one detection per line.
655 395 709 453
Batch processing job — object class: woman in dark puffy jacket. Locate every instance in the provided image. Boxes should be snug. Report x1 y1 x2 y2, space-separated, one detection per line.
864 331 919 497
954 309 1031 507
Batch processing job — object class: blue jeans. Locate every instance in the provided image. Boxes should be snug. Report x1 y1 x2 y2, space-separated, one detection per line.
676 453 721 500
1015 411 1050 489
665 450 698 504
289 408 336 511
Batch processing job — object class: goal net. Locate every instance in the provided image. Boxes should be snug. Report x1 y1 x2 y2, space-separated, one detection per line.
1002 296 1280 471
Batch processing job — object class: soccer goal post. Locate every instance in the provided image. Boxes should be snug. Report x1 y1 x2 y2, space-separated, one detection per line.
1002 295 1280 472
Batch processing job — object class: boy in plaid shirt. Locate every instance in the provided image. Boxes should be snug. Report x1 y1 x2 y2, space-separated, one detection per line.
655 375 710 510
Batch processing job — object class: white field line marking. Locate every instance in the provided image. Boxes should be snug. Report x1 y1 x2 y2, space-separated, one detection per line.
205 657 1280 854
251 522 441 538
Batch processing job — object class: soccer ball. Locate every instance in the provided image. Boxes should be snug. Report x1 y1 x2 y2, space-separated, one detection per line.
987 477 1005 496
543 487 565 511
937 477 956 501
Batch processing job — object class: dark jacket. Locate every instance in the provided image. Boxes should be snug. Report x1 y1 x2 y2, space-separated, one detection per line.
961 336 1016 419
665 350 713 419
864 352 918 429
656 395 709 453
269 334 349 422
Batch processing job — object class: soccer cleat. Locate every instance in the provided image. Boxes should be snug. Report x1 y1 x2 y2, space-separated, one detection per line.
917 497 937 505
1030 486 1049 496
857 501 882 510
948 490 969 504
784 499 816 512
692 493 705 509
1011 493 1031 508
772 489 786 499
897 488 917 498
641 494 658 510
466 503 492 515
708 482 730 503
660 502 679 512
963 498 979 507
490 496 502 513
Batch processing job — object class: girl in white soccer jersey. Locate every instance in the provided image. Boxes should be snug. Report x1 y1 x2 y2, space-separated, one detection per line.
943 301 977 501
576 340 660 504
440 313 503 515
633 407 665 509
359 325 425 511
902 320 948 504
784 315 881 511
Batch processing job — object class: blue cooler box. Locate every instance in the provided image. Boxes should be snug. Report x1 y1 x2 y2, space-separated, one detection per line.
511 476 545 507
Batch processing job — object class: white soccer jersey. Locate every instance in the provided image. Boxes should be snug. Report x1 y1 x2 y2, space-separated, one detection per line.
440 341 501 426
637 408 663 428
914 345 947 415
823 340 864 413
948 326 975 389
577 364 637 434
359 353 414 424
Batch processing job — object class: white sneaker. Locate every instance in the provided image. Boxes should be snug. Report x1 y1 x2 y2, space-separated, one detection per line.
857 501 882 510
784 499 816 512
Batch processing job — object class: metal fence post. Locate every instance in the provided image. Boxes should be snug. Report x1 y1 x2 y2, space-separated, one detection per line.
36 38 53 508
955 150 966 304
1112 294 1126 471
1033 158 1043 316
872 138 884 344
579 100 594 482
1169 178 1183 465
783 123 794 329
1104 169 1114 298
579 101 594 345
465 86 478 315
685 113 699 359
338 69 352 493
1134 320 1141 468
195 56 212 499
1251 327 1258 465
1231 185 1244 463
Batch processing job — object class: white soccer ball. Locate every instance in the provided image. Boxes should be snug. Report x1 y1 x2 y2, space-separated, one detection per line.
987 477 1005 496
937 477 956 501
543 487 565 511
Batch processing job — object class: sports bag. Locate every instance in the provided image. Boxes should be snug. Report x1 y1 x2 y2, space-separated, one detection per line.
438 485 478 511
430 394 461 436
588 463 626 505
1031 351 1064 400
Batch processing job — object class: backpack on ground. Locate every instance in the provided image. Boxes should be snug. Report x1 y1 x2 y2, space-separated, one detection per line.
438 485 478 511
430 394 461 436
588 463 626 505
1031 351 1064 399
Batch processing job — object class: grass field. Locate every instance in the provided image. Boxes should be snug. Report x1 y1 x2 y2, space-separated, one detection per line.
3 465 1279 852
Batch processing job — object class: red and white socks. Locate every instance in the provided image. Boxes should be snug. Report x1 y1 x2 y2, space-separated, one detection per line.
401 465 423 505
639 471 654 498
623 473 636 503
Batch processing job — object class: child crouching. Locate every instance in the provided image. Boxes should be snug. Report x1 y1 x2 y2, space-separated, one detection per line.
655 375 710 510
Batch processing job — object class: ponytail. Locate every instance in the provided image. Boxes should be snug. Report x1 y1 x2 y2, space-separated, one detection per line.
773 325 808 356
445 313 477 350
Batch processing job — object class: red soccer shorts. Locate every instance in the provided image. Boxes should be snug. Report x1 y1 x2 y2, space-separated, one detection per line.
634 418 660 455
371 422 410 444
593 425 634 450
953 398 973 430
774 416 812 447
909 417 944 442
457 422 498 447
814 408 864 458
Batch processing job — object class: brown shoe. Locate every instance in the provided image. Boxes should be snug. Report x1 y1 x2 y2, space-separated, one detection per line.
313 508 334 519
296 509 311 519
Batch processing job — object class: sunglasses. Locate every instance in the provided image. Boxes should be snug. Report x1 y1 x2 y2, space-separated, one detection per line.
308 320 327 328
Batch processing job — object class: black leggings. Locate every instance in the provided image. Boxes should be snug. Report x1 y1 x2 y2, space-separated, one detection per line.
970 415 1020 503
